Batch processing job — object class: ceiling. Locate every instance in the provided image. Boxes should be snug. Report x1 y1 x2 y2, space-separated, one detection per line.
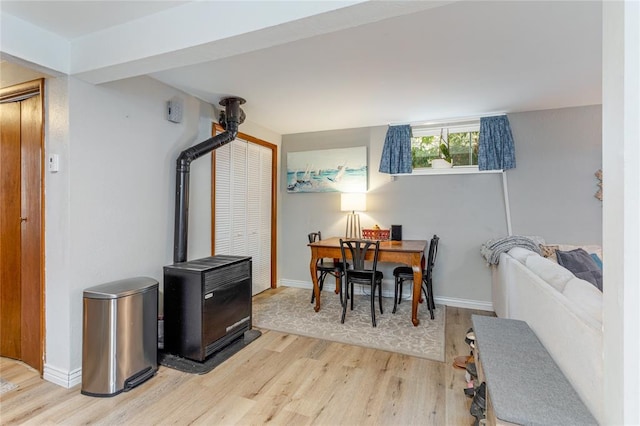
0 1 602 135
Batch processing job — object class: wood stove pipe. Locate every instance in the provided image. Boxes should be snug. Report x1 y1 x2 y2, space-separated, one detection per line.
173 97 246 263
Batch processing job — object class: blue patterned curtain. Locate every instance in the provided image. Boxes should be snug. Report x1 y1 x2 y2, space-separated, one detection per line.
379 125 412 174
478 115 516 170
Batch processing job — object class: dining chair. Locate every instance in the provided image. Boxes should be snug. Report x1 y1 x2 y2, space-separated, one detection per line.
392 234 439 319
339 238 384 327
308 232 348 304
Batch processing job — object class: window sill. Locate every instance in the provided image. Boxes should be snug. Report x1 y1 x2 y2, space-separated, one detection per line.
392 167 504 177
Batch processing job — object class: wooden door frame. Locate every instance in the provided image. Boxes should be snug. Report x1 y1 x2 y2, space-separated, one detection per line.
211 123 278 289
0 79 45 373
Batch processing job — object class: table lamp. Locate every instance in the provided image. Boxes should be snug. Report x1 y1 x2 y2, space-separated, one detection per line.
341 193 367 238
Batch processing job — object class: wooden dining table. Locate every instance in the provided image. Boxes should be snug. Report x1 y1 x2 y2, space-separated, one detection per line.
308 237 428 326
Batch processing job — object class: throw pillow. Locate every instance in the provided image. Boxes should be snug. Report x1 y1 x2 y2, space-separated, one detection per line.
590 253 603 270
556 248 603 291
539 244 559 263
558 244 603 260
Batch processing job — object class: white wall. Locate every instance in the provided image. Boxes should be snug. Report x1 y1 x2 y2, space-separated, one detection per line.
44 75 74 384
602 1 640 424
43 75 281 386
280 106 603 309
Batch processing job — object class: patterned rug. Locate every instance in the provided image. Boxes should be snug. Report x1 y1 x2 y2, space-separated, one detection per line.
0 378 18 395
253 286 445 362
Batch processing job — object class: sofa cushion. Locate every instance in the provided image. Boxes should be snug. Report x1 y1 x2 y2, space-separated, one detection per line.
525 255 575 292
508 247 537 264
562 277 603 323
556 248 603 291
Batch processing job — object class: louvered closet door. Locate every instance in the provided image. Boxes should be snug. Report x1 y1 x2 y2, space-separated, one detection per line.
250 143 272 294
215 138 272 295
214 143 232 254
230 141 248 255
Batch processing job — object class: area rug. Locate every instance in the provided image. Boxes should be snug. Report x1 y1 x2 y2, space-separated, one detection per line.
0 378 18 395
253 287 445 362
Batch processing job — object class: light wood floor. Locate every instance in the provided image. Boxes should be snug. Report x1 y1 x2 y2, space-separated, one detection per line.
0 290 493 425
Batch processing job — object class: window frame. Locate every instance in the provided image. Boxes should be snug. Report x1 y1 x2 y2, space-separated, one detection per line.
404 119 482 175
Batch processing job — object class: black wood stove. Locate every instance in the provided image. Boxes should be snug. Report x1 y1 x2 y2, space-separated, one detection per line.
163 255 252 362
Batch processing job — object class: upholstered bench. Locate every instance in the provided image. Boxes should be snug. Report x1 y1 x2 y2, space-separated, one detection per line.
471 315 597 425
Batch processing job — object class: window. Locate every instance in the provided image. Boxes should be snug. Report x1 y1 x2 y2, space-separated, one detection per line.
411 121 480 169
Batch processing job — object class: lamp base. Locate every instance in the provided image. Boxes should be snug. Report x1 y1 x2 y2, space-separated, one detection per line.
345 212 361 239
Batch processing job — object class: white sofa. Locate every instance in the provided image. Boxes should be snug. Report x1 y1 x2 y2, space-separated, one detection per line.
492 246 603 424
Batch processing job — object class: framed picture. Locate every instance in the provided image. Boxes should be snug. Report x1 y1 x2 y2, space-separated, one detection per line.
287 146 367 193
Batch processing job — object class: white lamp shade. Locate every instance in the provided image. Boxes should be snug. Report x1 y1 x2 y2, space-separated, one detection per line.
341 193 367 212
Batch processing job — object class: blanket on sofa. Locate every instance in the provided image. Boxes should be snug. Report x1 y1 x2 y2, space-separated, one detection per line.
481 235 544 265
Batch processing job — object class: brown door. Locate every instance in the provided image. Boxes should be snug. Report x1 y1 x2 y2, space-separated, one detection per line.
0 79 45 373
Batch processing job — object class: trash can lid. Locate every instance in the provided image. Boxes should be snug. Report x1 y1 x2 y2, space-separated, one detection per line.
84 276 158 299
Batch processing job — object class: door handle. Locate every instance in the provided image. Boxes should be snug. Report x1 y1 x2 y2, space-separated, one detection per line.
20 217 27 223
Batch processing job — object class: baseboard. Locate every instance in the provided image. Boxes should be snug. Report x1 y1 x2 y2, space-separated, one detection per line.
280 279 398 298
434 296 493 312
278 279 494 312
43 363 82 389
280 279 313 290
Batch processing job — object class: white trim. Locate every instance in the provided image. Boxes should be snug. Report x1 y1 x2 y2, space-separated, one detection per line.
281 279 375 295
392 167 503 177
278 280 494 312
43 363 82 389
281 278 405 299
280 279 312 289
412 121 480 136
389 111 506 127
434 296 494 312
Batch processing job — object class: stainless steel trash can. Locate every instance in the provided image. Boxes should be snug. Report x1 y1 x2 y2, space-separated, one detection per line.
81 277 158 397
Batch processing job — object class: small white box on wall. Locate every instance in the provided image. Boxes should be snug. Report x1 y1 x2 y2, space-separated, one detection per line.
166 97 183 123
48 154 59 172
